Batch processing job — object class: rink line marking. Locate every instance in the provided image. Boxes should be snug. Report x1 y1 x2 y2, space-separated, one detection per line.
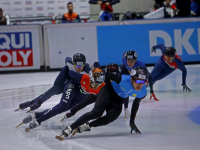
141 107 200 111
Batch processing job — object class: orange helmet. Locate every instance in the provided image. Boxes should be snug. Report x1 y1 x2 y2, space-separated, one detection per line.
89 68 104 85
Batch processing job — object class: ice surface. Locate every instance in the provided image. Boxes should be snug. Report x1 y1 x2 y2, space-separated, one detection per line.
0 65 200 150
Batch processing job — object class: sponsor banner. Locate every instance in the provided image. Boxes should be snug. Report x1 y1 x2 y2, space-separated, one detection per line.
1 0 90 18
97 21 200 66
47 26 98 68
0 28 40 70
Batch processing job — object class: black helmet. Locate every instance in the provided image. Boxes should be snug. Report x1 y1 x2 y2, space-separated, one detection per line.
164 47 176 57
73 53 86 65
130 67 148 80
125 50 138 60
105 63 120 73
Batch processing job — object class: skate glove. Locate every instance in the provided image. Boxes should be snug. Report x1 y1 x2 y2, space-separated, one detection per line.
182 84 191 92
130 121 141 134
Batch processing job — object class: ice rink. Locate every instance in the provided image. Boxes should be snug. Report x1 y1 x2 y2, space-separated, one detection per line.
0 65 200 150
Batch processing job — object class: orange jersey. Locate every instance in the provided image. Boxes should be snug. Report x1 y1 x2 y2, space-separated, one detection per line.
80 74 105 94
63 12 79 22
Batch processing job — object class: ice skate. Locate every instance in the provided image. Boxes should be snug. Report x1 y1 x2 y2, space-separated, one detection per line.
25 120 40 132
55 126 72 141
60 111 73 122
15 113 36 128
72 123 91 137
124 108 131 118
15 101 32 112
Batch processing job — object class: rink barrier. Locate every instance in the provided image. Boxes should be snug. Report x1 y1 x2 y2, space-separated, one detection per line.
0 24 43 71
0 17 200 71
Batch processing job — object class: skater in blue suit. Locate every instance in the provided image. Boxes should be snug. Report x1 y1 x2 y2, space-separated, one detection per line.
121 50 158 118
16 53 91 112
151 44 191 92
60 67 148 138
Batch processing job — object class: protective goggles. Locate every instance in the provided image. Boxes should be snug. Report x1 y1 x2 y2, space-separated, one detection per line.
74 65 84 68
94 71 104 76
165 56 174 60
73 61 84 68
134 79 146 84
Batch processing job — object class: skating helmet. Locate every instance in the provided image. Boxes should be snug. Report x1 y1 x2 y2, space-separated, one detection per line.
164 47 176 57
105 63 120 74
72 53 86 66
89 68 105 85
130 67 148 81
125 50 138 60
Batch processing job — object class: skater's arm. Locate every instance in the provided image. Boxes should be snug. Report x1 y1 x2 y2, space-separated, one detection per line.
110 0 120 5
89 0 98 4
152 44 166 55
120 64 129 75
130 95 146 122
65 57 72 65
93 62 101 68
105 72 122 84
82 63 91 74
68 70 84 82
177 60 187 84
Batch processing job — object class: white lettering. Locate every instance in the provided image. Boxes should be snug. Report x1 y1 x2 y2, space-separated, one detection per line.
19 51 31 65
0 34 11 49
149 30 172 56
12 51 22 65
174 29 196 55
11 34 24 48
25 33 30 48
0 52 12 66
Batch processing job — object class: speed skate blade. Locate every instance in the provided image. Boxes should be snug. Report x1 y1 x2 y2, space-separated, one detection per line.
124 116 137 119
26 110 32 113
15 122 23 128
25 127 30 132
71 128 78 137
55 135 64 141
14 108 20 112
60 118 64 122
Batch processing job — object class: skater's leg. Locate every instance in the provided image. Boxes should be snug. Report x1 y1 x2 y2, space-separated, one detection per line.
35 66 70 104
151 58 166 84
19 66 70 109
70 85 110 130
36 80 77 124
70 94 97 116
152 67 175 84
90 103 122 127
124 97 129 108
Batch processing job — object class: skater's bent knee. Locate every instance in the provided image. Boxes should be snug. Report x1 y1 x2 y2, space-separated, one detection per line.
91 110 104 118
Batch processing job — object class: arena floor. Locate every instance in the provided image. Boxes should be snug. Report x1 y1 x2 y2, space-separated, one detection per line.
0 65 200 150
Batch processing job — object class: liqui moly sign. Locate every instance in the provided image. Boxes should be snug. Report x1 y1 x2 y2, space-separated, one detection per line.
0 32 33 68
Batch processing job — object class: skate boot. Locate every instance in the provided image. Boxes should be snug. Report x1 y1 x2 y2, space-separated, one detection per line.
60 111 73 122
15 113 36 128
124 108 131 118
62 126 73 137
77 123 91 133
55 126 72 141
19 101 32 109
23 113 36 124
71 123 91 137
25 120 40 132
